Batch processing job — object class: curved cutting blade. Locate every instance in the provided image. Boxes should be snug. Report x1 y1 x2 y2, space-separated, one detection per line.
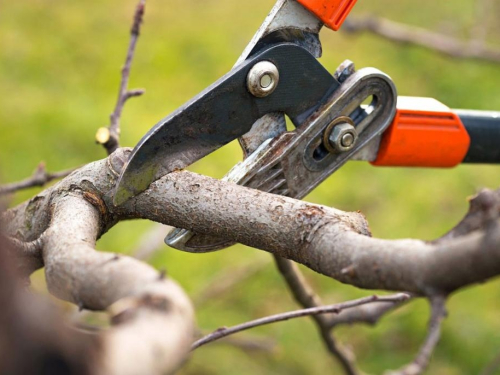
113 43 339 205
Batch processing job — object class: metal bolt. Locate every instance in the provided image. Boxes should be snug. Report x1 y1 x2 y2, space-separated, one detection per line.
247 61 279 98
334 60 355 83
323 117 358 153
341 133 354 147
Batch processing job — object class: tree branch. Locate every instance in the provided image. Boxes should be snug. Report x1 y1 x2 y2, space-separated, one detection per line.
42 192 194 375
436 188 500 243
3 149 500 373
343 16 500 63
96 0 146 154
388 296 447 375
274 256 359 375
0 162 75 196
191 294 409 350
4 149 500 297
125 158 500 295
327 297 411 328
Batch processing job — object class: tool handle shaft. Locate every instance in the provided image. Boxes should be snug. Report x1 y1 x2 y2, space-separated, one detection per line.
371 97 500 167
457 109 500 164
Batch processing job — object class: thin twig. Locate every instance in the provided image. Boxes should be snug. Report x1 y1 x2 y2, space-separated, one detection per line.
0 162 75 196
343 16 500 63
192 293 410 350
211 334 277 353
274 256 359 375
326 297 410 328
96 0 146 154
388 296 447 375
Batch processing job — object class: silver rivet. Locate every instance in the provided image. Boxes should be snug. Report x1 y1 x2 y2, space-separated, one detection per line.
260 74 272 88
247 61 279 98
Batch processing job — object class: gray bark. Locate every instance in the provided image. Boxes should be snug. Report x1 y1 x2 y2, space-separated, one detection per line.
3 147 500 374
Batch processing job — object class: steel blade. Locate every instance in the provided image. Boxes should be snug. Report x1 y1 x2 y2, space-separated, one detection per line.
114 43 339 205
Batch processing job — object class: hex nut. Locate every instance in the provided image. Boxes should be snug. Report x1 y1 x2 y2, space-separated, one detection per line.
324 119 358 153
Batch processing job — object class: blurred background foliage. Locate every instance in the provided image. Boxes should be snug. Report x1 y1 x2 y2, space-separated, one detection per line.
1 0 500 373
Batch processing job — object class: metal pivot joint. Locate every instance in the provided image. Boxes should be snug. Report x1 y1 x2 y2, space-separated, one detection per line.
247 61 280 97
166 67 398 253
323 116 357 153
113 43 339 205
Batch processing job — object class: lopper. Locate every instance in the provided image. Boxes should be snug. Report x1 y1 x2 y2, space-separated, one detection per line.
113 0 500 252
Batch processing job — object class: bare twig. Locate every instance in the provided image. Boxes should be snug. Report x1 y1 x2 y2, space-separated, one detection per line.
274 256 359 375
388 296 447 375
480 349 500 375
212 334 277 354
0 162 75 196
191 294 410 350
327 297 411 328
343 16 500 63
96 0 146 154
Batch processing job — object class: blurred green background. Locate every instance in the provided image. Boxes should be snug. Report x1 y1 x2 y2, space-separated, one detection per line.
1 0 500 373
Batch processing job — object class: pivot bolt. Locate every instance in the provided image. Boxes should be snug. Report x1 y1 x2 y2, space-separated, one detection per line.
247 61 279 98
323 117 358 153
341 132 355 147
334 60 355 83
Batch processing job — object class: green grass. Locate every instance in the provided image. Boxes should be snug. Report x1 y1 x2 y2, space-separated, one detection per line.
2 0 500 373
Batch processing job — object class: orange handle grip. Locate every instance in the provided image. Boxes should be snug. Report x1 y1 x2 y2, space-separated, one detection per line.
296 0 358 31
371 97 471 168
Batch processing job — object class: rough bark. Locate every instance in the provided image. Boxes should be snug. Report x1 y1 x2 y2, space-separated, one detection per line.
3 148 500 374
2 154 196 375
4 148 499 298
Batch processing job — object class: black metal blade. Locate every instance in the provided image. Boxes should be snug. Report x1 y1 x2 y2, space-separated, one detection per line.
114 43 338 205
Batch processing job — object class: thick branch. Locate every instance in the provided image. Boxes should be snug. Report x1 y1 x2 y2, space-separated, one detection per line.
3 149 499 373
343 16 500 63
127 162 500 295
43 192 194 375
4 149 500 296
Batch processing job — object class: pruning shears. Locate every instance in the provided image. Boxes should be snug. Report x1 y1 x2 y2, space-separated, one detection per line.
114 0 500 252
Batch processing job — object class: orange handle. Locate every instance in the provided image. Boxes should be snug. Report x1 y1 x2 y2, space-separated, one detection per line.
296 0 358 31
371 97 471 168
